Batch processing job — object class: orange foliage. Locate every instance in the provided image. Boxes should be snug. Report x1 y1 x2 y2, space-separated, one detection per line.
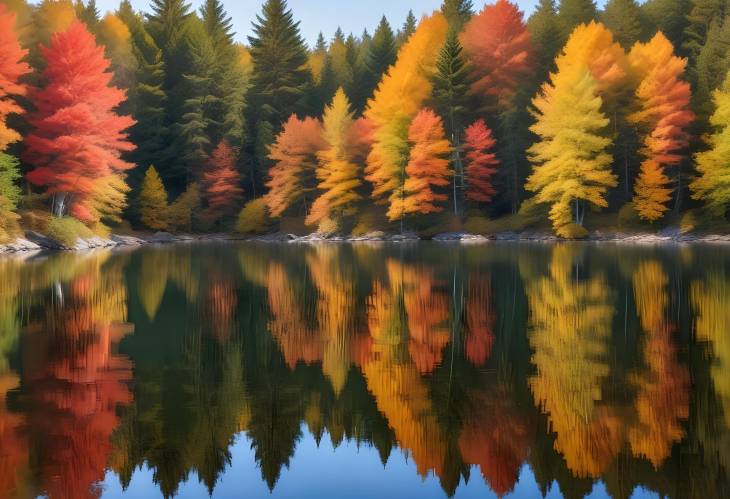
460 0 533 110
266 114 326 218
396 108 451 220
202 140 244 222
0 4 30 151
207 272 237 343
463 119 500 204
0 373 27 499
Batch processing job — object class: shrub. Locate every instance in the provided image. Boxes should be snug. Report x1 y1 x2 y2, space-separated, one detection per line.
236 198 270 234
0 195 20 243
559 222 588 239
168 182 201 232
46 216 93 247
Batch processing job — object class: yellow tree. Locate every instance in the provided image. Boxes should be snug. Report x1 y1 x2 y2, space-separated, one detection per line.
526 63 616 238
527 245 621 477
628 33 694 221
364 12 448 219
97 13 136 89
307 88 362 231
398 108 452 219
691 70 730 217
138 165 169 231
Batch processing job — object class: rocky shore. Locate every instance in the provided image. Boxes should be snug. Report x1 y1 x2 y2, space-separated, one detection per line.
3 228 730 254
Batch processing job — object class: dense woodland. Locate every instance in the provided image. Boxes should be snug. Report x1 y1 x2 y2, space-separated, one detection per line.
0 0 730 240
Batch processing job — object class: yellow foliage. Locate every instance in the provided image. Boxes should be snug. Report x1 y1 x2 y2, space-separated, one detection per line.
33 0 76 45
364 12 448 211
235 198 270 234
168 182 201 232
526 63 616 237
138 166 169 231
307 88 362 229
633 159 672 221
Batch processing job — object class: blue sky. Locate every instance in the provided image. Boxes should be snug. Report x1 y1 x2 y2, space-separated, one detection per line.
94 0 545 47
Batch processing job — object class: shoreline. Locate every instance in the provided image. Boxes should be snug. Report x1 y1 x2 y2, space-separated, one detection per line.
4 229 730 255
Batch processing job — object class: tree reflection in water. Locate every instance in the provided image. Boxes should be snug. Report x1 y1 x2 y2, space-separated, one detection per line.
0 242 727 498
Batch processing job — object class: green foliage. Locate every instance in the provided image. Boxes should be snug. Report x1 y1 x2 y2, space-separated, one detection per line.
0 194 20 243
441 0 474 31
557 0 598 41
601 0 647 48
695 16 730 124
398 10 417 46
529 0 562 77
45 216 94 247
355 16 396 113
236 197 270 234
0 153 21 210
683 0 725 74
641 0 690 49
432 31 471 139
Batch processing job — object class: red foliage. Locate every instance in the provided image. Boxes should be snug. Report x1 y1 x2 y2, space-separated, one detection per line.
202 140 244 221
460 0 533 110
464 275 495 366
24 21 134 222
346 117 375 160
464 119 500 204
0 4 30 148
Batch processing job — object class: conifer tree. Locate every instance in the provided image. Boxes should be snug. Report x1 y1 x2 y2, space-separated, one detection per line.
633 159 673 221
98 14 136 91
307 89 362 230
432 30 471 214
628 33 694 219
528 0 562 77
691 71 730 217
557 0 598 41
329 28 353 92
168 181 200 231
360 16 396 110
526 64 616 238
441 0 474 31
398 10 417 46
202 140 243 223
247 0 310 190
695 17 730 124
398 108 452 219
601 0 646 48
682 0 726 73
641 0 690 50
25 21 135 223
464 119 500 204
138 165 169 230
117 1 169 182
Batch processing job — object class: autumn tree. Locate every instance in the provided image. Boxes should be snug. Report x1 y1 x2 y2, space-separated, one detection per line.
202 140 244 223
266 114 325 218
307 89 363 231
691 71 730 217
628 33 693 220
398 108 452 219
0 4 30 151
98 13 136 91
526 63 616 238
24 21 135 224
365 13 448 221
464 119 500 204
138 165 169 230
460 0 533 112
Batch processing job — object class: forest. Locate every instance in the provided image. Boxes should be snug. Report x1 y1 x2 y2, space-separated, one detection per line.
0 0 729 241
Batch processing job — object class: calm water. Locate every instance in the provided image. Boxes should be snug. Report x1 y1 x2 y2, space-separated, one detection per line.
0 242 728 499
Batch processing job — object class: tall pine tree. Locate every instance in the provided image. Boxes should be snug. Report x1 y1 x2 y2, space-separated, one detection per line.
557 0 598 41
528 0 562 78
441 0 474 31
601 0 646 48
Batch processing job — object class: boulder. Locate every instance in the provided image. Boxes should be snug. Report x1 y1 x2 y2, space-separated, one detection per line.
25 230 65 250
111 234 146 246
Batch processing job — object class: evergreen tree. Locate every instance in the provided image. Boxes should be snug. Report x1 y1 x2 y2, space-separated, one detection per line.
683 0 726 72
695 16 730 123
431 31 472 214
557 0 598 41
0 153 21 209
601 0 646 48
138 165 170 230
117 0 169 185
642 0 690 50
348 29 373 113
528 0 562 77
247 0 310 191
74 0 99 32
398 10 417 46
691 70 730 216
362 17 396 109
329 28 354 95
441 0 474 31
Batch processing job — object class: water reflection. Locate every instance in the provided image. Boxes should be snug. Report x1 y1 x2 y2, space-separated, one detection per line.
0 242 728 498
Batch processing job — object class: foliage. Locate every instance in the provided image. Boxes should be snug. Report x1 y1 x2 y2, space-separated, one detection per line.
633 159 673 221
0 153 21 209
464 119 500 204
202 140 244 223
398 108 452 219
460 0 533 111
24 21 135 224
45 216 94 246
0 194 20 243
138 165 169 230
236 197 269 234
691 71 730 216
168 181 201 231
0 4 30 151
601 0 646 48
526 63 616 238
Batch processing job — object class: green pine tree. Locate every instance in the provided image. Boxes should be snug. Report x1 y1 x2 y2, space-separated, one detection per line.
75 0 100 32
441 0 474 31
247 0 310 190
359 16 396 111
696 16 730 125
397 10 417 46
432 31 472 215
558 0 598 41
348 29 373 113
642 0 691 50
601 0 647 48
0 153 21 210
683 0 726 76
528 0 562 78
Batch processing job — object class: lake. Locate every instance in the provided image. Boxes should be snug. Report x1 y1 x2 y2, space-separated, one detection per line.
0 242 728 499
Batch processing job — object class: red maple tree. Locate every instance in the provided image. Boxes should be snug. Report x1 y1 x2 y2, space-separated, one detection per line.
202 140 244 222
24 21 135 222
0 4 31 150
464 119 500 204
